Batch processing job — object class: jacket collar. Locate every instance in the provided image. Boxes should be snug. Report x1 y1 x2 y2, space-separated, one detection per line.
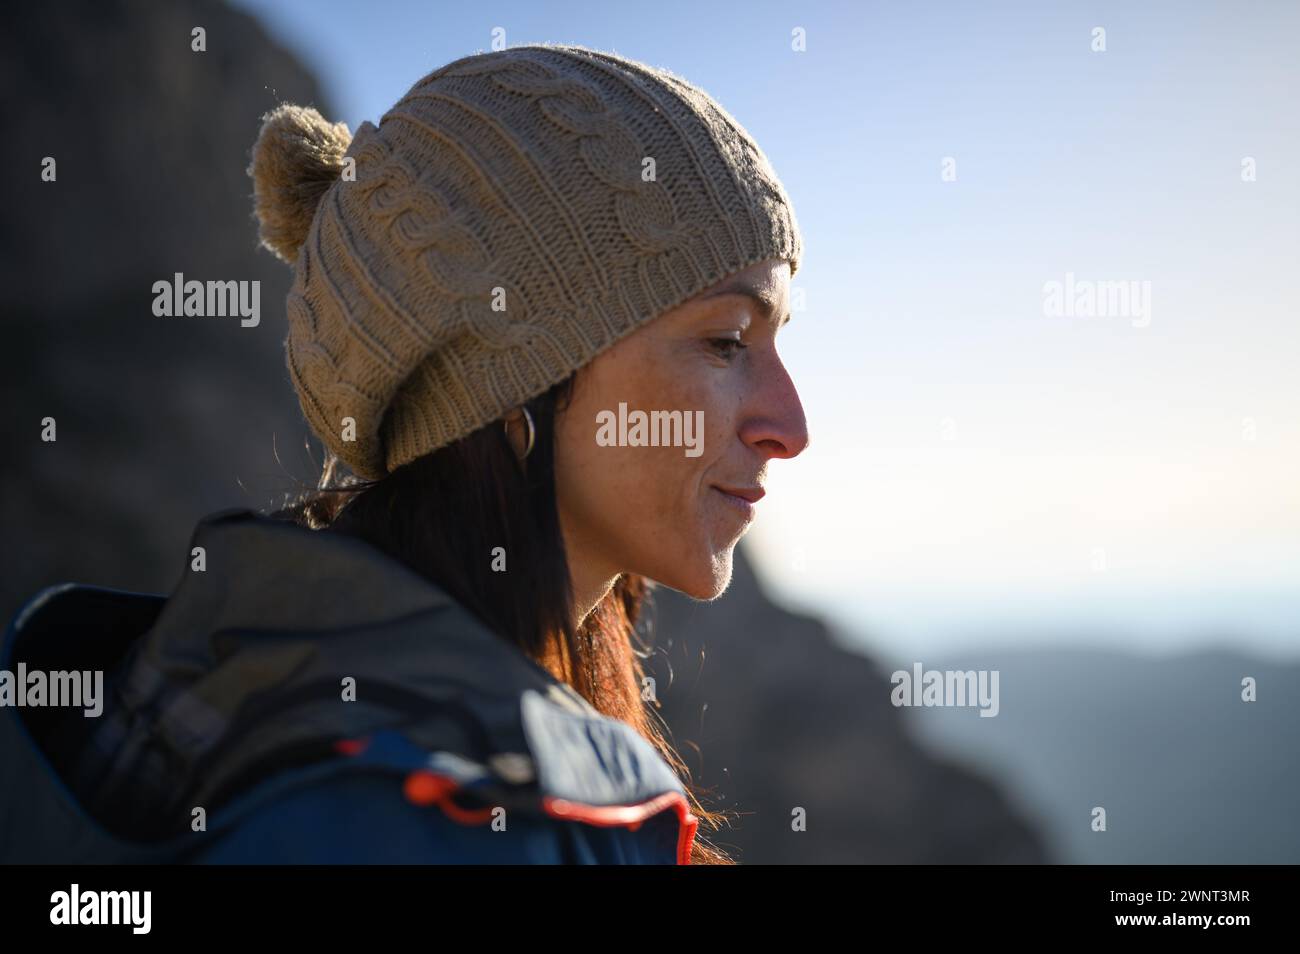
144 506 454 645
59 510 564 825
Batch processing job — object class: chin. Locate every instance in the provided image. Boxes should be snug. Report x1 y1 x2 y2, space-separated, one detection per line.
653 548 734 601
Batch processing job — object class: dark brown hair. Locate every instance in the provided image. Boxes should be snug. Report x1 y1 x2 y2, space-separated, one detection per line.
270 374 734 864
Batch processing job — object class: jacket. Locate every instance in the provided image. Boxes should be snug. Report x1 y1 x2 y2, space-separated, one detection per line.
0 507 698 864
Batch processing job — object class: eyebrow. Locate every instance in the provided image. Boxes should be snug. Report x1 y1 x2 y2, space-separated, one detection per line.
699 277 791 326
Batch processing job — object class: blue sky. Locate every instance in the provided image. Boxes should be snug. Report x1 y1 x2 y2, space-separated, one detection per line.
231 0 1300 661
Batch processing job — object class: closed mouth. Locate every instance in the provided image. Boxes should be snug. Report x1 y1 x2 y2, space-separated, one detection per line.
712 485 765 504
711 486 764 523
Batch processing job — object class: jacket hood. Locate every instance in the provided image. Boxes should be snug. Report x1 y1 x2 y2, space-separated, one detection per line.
1 507 697 862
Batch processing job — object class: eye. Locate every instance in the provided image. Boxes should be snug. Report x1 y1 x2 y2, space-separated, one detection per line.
707 337 747 360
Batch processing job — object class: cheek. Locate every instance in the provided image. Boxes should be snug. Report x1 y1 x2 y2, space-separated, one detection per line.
557 417 693 524
673 377 739 476
555 335 742 548
554 407 613 520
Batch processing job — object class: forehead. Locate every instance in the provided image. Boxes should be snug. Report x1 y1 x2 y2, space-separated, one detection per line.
694 260 791 315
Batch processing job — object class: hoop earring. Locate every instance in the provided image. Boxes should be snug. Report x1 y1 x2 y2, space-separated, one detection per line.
504 406 536 460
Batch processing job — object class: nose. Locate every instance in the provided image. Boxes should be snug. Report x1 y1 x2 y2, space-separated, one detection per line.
738 353 810 461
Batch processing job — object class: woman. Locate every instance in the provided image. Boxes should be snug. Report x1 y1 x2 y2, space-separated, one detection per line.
0 43 806 865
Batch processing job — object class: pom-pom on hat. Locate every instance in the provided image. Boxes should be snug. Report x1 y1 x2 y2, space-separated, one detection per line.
248 42 803 480
249 105 353 265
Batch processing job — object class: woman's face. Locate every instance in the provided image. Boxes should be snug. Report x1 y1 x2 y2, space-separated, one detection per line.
553 257 808 603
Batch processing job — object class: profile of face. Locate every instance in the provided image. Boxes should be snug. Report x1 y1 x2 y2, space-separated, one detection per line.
548 257 809 606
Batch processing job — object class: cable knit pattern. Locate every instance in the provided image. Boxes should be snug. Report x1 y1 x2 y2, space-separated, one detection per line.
278 42 802 479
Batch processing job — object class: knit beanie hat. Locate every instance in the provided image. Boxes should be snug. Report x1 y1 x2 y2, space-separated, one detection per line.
248 42 802 480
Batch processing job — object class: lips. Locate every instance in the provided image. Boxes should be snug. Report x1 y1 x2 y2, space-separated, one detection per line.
712 485 765 504
711 485 764 523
